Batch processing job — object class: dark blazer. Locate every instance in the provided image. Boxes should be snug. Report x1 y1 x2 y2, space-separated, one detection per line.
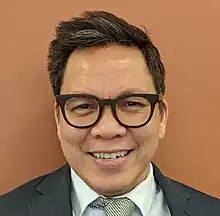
0 163 219 216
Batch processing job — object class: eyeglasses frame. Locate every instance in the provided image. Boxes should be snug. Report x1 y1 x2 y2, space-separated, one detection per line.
56 93 163 129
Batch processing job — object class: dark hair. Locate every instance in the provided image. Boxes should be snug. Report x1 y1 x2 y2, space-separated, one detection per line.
47 10 165 97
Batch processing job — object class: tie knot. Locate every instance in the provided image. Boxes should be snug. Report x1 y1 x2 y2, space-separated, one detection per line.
89 196 135 216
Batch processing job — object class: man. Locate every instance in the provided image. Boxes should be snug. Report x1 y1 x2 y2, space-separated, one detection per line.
0 10 219 216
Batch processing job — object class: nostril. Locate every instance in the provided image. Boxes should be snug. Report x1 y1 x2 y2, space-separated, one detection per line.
90 124 127 139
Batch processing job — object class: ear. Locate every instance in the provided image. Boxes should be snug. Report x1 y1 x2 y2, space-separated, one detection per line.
159 99 168 139
54 102 61 140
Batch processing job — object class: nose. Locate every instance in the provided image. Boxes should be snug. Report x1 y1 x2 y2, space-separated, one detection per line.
90 107 126 139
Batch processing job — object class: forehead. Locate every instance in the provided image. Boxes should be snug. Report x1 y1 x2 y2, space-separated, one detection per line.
61 45 155 96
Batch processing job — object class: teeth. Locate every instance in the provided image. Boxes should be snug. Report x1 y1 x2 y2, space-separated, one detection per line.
92 151 128 159
104 153 110 159
111 153 117 158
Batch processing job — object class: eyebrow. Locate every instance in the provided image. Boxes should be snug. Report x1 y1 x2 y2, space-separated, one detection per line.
70 88 148 94
66 87 154 97
118 88 152 95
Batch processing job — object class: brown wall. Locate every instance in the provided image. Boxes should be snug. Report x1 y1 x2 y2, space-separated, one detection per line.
0 0 220 197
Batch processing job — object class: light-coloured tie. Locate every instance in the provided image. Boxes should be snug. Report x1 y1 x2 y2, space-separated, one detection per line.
89 196 135 216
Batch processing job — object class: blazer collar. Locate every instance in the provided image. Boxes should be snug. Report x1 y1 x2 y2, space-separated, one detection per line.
28 164 72 216
152 163 191 216
28 163 193 216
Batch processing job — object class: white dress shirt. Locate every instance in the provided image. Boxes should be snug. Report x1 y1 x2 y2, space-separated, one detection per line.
71 163 171 216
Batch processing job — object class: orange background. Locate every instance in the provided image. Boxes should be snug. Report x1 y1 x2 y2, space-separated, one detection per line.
0 1 220 197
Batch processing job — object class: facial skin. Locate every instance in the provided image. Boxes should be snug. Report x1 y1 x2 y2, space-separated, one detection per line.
54 45 168 197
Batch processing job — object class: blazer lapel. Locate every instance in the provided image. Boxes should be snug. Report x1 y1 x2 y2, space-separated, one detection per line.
152 163 191 216
28 164 72 216
27 163 195 216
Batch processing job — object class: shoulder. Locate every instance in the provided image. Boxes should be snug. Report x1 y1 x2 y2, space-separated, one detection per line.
0 166 65 216
0 175 46 215
153 163 220 215
167 177 220 214
169 177 219 200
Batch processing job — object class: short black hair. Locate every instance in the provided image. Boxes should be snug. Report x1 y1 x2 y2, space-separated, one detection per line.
47 10 165 96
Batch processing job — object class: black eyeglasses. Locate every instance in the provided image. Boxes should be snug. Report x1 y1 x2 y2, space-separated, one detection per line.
56 93 162 129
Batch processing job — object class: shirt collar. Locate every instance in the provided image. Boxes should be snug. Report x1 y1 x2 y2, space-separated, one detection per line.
71 168 99 216
118 163 157 216
71 163 157 216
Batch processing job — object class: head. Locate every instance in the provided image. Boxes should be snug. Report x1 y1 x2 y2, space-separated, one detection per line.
47 11 168 197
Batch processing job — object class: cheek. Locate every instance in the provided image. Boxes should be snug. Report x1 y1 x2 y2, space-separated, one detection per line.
132 120 160 144
58 122 90 169
59 120 88 149
130 119 161 159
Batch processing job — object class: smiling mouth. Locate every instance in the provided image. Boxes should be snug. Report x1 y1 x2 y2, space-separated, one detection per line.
89 150 133 159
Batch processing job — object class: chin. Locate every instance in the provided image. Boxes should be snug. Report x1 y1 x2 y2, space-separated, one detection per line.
85 175 136 197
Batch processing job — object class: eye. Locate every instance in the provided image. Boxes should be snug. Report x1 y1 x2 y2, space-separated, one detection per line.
117 96 150 113
124 101 144 107
71 103 97 114
75 104 91 110
118 101 146 111
65 97 98 112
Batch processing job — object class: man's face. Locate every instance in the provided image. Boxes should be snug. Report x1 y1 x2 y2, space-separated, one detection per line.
55 45 168 197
